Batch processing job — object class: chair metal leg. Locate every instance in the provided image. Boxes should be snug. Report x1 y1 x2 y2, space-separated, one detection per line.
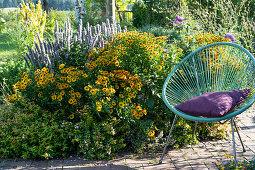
159 115 178 164
231 118 237 163
193 121 198 137
233 120 246 152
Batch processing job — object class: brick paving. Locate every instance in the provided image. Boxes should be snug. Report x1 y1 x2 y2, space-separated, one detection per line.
0 107 254 170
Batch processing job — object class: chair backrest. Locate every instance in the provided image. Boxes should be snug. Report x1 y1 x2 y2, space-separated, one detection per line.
162 42 255 122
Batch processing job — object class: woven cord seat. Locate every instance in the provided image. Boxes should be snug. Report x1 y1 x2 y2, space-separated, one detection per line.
159 42 255 164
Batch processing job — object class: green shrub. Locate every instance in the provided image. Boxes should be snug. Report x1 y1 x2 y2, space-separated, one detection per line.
0 100 130 160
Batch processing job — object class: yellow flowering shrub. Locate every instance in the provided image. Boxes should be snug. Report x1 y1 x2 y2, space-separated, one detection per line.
18 0 46 48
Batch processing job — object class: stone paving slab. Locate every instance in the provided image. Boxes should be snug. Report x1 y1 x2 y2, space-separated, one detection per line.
0 107 254 170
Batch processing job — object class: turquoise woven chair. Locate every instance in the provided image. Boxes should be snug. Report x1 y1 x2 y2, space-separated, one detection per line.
159 42 255 164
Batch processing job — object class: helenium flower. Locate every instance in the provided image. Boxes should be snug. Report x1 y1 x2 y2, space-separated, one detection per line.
225 33 235 43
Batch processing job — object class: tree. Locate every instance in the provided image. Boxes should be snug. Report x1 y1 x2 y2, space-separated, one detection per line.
106 0 115 20
42 0 49 12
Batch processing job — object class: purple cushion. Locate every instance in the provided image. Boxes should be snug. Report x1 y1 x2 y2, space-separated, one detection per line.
175 89 250 117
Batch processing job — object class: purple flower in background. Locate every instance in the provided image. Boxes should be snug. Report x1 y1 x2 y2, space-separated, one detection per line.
176 15 186 22
225 33 235 43
222 161 228 165
164 49 168 53
173 15 188 27
193 26 199 31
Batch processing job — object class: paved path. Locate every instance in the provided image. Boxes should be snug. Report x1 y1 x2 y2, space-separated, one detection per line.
1 107 254 170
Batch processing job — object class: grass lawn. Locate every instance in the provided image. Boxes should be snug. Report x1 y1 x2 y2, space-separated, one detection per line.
0 32 17 71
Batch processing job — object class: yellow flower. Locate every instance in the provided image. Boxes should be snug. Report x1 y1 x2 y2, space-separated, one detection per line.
51 94 57 101
57 95 63 101
69 114 74 119
126 87 131 92
71 77 76 82
217 163 222 166
11 94 18 101
242 155 246 158
50 78 55 83
119 94 124 98
97 106 102 112
155 127 158 131
127 98 131 103
59 64 65 70
139 112 143 117
136 105 142 111
60 90 65 96
68 98 73 104
148 130 155 137
82 74 88 78
131 109 137 115
225 154 230 158
119 102 125 108
132 93 137 98
60 77 66 81
135 115 140 120
35 70 40 74
148 55 153 60
75 92 81 98
84 86 90 91
90 89 97 95
96 101 101 106
150 136 155 140
112 101 116 106
38 92 42 97
115 60 120 67
247 164 250 166
43 152 49 158
6 96 11 102
157 65 163 71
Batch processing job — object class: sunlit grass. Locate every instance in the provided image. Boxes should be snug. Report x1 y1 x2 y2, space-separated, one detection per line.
0 33 17 71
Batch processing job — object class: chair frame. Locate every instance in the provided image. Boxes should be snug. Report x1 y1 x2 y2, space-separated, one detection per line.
159 42 255 164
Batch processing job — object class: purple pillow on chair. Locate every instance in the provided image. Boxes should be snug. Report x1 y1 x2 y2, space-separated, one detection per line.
175 89 250 118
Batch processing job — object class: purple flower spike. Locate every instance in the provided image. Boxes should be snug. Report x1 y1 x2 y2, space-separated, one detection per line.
164 49 168 53
225 33 235 43
193 27 199 31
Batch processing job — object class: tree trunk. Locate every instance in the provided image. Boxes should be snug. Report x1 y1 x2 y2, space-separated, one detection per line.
115 4 122 22
42 0 49 13
74 0 80 22
106 0 115 21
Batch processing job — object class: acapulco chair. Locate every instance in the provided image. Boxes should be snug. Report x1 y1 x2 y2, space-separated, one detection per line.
159 42 255 164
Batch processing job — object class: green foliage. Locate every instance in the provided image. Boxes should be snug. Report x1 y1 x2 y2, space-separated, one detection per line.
131 1 149 28
44 10 76 40
0 101 127 159
81 3 107 26
0 17 5 32
132 0 181 28
0 58 27 102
